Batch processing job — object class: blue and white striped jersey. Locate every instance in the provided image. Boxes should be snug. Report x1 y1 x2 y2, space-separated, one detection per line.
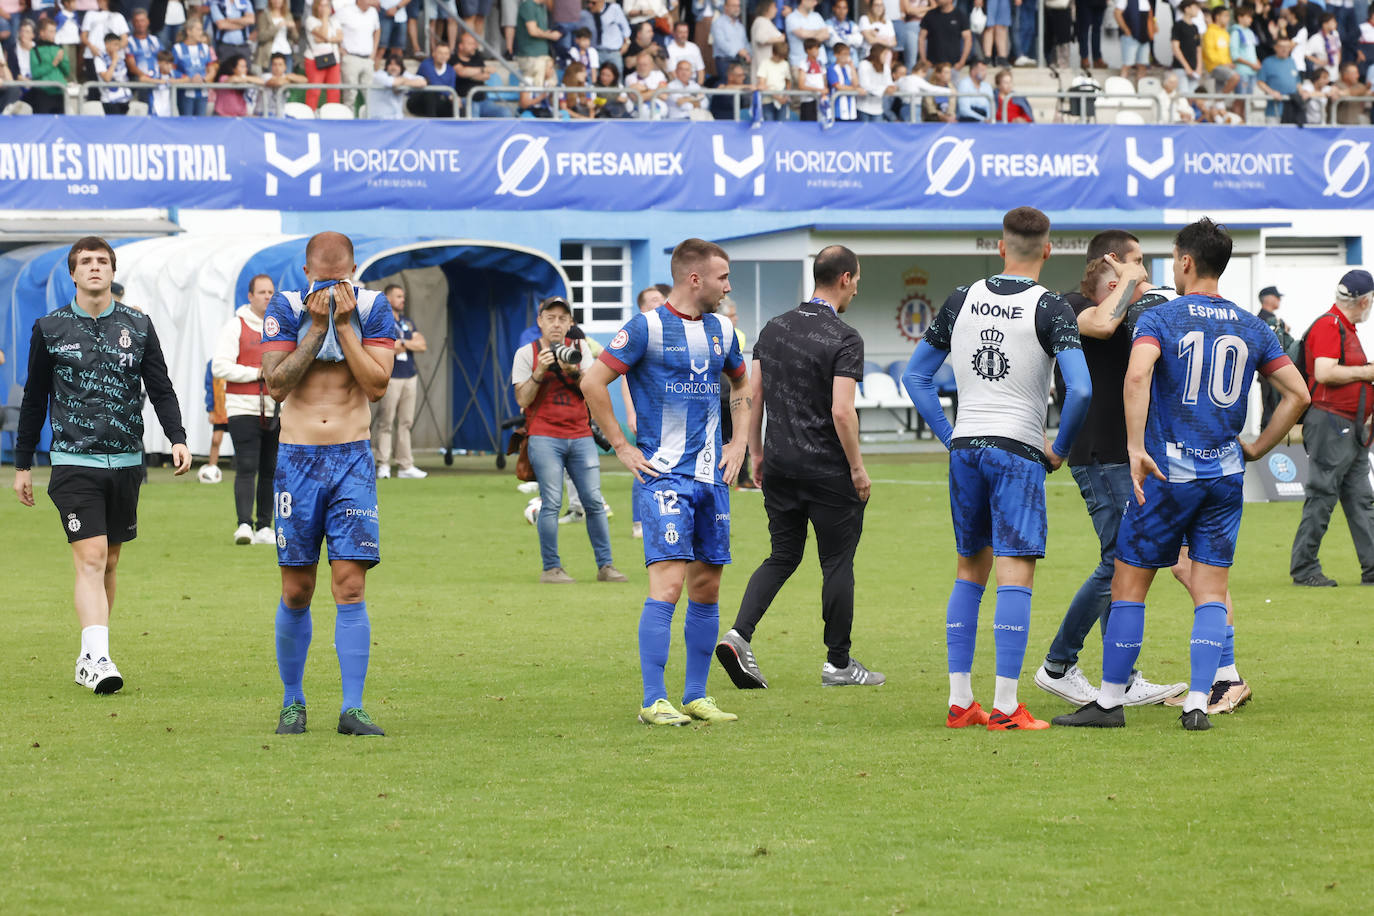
599 303 746 486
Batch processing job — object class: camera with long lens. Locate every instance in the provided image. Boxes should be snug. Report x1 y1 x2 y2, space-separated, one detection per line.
588 416 613 451
552 342 581 364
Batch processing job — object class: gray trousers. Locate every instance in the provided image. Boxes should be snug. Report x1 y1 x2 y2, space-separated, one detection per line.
1290 406 1374 581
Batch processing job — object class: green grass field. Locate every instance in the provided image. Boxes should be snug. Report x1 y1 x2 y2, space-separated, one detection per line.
2 454 1371 914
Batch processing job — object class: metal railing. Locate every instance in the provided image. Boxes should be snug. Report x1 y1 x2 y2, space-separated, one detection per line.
56 79 460 118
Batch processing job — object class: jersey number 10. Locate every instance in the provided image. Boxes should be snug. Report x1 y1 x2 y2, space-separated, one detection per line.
1178 331 1248 408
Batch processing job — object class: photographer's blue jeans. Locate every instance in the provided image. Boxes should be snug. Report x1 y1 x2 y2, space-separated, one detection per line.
528 434 612 571
1046 462 1133 669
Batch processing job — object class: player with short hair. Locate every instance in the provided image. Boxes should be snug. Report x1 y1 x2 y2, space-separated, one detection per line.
582 238 751 726
260 232 398 737
12 236 192 695
904 206 1092 731
1053 218 1309 731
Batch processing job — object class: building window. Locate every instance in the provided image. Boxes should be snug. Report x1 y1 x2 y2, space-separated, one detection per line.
560 241 631 330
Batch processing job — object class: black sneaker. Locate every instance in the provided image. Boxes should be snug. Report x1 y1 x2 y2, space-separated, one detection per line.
1051 701 1126 728
715 628 768 689
1180 709 1211 731
338 707 385 736
1294 573 1338 587
275 703 307 735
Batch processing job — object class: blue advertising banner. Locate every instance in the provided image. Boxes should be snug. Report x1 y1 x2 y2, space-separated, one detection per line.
0 117 1371 212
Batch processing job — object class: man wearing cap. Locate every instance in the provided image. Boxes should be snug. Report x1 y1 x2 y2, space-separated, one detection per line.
1258 285 1293 427
511 296 627 585
1290 269 1374 587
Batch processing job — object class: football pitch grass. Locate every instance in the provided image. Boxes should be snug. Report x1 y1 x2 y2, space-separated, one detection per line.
2 454 1371 914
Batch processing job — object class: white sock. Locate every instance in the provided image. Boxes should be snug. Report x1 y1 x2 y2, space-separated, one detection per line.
1183 690 1208 713
1099 680 1127 709
1215 664 1239 682
993 675 1019 715
83 625 110 661
948 672 974 709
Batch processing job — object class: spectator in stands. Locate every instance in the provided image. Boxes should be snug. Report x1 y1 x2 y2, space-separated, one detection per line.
992 66 1032 120
593 60 633 116
429 0 460 53
828 40 858 119
1307 12 1341 80
625 19 660 66
377 0 407 60
1013 0 1037 67
124 10 160 101
755 36 791 118
517 54 556 114
663 55 704 115
1158 70 1197 122
212 52 262 113
173 17 215 113
336 0 379 110
787 0 829 69
1042 0 1071 69
253 3 299 75
625 40 666 110
454 30 514 116
94 30 131 111
713 0 750 79
1203 6 1241 96
578 0 631 76
303 0 342 107
795 34 827 118
921 58 955 119
857 42 894 120
826 0 863 59
515 0 560 84
261 51 307 114
982 0 1011 67
751 0 784 78
1114 0 1151 82
3 21 32 110
920 0 970 73
567 27 598 71
208 0 253 64
710 59 749 117
1231 5 1260 97
1258 36 1301 122
550 0 581 59
411 40 455 115
29 20 69 113
366 51 424 117
1076 0 1106 70
81 0 128 87
955 55 992 119
559 60 595 117
1358 7 1374 68
664 20 702 81
1289 0 1323 44
0 51 16 111
1299 63 1334 121
1333 60 1369 123
1172 0 1202 94
891 0 925 70
54 0 82 78
139 48 180 115
160 0 187 50
623 0 675 40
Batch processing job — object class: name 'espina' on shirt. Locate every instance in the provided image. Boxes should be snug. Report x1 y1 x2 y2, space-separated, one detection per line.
1187 303 1239 320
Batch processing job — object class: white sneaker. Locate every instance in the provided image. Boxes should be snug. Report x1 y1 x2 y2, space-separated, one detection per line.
1013 55 1036 67
1123 669 1188 707
1034 664 1099 705
558 508 585 525
88 656 123 694
517 481 540 494
234 523 253 545
397 466 428 479
75 653 95 689
523 497 541 525
376 464 391 479
252 527 275 545
632 521 643 539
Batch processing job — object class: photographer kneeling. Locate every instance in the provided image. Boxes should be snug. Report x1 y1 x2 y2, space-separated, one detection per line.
512 297 628 585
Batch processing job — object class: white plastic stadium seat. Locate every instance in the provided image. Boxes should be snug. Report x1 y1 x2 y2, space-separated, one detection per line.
862 372 913 408
79 99 105 116
283 101 316 120
317 102 355 120
127 100 149 117
1137 75 1162 98
1096 75 1154 122
1114 110 1147 125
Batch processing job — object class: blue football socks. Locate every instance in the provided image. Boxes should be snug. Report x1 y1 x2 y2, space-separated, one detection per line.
993 585 1032 680
1102 600 1146 688
1189 602 1229 695
682 600 718 706
1220 624 1236 669
945 579 985 674
275 599 312 707
638 598 675 708
335 601 371 712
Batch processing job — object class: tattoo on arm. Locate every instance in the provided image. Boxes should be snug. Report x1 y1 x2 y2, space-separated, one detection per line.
730 395 752 414
263 326 327 399
1111 280 1139 320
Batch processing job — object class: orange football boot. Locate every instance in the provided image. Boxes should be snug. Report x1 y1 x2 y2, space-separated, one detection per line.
946 701 991 728
986 703 1050 730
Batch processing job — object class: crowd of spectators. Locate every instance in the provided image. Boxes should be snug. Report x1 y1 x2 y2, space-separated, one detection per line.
0 0 1369 122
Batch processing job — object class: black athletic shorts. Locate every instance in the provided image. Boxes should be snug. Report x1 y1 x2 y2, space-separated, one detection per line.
212 422 230 432
47 465 144 544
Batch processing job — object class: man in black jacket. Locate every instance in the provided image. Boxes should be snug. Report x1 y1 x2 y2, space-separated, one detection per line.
12 237 190 695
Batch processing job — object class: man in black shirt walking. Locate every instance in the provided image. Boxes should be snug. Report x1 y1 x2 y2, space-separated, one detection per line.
12 237 190 695
716 246 883 689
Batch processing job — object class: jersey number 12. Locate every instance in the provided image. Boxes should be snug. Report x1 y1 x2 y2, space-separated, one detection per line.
1178 331 1248 408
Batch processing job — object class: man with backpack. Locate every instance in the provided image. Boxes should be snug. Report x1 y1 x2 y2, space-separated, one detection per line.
1289 269 1374 587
